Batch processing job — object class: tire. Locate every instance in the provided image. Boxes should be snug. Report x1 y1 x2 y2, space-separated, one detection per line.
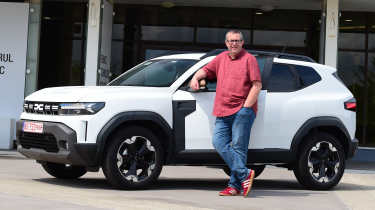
102 126 164 189
293 132 345 190
223 165 265 179
41 162 87 179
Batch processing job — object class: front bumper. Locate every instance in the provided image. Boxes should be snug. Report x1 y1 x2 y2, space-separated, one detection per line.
16 120 98 167
347 138 359 159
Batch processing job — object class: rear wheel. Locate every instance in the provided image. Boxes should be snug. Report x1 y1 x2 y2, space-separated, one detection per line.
223 165 265 178
41 162 87 179
102 126 164 189
293 132 345 190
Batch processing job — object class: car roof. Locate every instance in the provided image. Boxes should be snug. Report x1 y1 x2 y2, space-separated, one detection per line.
200 49 316 63
152 49 315 63
152 53 205 60
274 57 336 73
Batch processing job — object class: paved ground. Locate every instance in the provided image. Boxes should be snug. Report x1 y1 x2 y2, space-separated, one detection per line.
0 150 374 210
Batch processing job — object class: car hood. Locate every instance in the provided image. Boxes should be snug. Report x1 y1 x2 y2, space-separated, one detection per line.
25 86 172 102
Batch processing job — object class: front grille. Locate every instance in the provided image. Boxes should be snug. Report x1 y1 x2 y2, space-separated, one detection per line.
19 132 59 153
23 101 60 115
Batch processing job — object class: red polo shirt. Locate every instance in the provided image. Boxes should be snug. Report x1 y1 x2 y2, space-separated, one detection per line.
202 49 261 117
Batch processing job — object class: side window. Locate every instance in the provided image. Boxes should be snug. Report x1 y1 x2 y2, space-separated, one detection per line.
295 65 321 88
205 79 217 91
255 56 271 90
255 56 267 75
267 63 299 92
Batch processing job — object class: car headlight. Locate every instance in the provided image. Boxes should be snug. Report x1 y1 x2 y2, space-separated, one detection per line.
58 102 105 115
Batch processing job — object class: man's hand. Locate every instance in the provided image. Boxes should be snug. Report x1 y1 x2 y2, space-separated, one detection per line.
243 81 262 108
189 77 200 91
189 69 207 91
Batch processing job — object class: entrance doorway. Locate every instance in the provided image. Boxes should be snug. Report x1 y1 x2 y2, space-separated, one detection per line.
38 2 87 89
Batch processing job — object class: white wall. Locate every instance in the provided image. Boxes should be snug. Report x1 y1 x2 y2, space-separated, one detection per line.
0 2 29 149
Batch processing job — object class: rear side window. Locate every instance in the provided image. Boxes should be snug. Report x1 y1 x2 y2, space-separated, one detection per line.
297 65 321 88
267 63 321 92
267 63 299 92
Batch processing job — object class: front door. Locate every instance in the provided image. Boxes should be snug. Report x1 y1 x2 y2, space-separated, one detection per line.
172 56 273 151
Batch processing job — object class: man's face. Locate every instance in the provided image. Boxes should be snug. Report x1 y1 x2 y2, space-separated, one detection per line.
225 33 244 56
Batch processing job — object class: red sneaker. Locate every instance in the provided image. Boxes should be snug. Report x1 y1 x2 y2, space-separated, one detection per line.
242 169 255 197
219 186 240 196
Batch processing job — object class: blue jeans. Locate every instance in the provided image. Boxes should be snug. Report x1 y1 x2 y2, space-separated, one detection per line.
212 107 256 190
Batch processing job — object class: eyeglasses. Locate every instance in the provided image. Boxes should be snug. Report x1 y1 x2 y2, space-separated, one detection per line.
226 39 243 44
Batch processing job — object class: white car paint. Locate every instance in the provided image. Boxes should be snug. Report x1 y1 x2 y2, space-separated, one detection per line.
20 53 356 152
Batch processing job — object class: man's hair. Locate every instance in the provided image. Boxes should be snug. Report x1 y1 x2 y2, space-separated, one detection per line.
225 30 244 41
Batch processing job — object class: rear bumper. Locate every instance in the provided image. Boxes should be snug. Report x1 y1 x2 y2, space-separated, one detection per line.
16 120 98 167
347 138 359 159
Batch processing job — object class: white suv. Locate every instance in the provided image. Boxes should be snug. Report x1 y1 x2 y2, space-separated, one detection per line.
16 50 358 190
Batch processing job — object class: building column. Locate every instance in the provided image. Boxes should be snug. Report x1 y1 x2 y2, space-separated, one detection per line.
320 0 339 68
84 0 113 86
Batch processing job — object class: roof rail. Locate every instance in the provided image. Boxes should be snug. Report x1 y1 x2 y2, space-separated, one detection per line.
200 49 316 63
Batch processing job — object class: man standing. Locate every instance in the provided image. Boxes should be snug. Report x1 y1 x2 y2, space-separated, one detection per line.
190 30 262 197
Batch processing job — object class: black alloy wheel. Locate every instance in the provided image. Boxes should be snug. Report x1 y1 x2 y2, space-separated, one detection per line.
102 126 163 189
308 141 341 183
293 132 345 190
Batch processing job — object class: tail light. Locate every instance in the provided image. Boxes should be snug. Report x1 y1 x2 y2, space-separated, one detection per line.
344 98 356 111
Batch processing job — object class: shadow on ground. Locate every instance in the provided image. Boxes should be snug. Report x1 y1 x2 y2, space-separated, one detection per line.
33 175 375 195
347 160 375 171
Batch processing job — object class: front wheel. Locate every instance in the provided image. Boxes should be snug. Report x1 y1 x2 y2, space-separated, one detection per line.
102 126 164 189
293 132 345 190
41 162 87 179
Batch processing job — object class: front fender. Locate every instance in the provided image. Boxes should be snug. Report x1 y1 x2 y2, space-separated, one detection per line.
95 111 173 165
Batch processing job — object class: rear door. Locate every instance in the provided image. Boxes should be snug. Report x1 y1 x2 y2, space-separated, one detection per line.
259 59 323 149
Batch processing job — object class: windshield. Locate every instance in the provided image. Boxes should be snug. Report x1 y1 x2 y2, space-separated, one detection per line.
108 59 197 87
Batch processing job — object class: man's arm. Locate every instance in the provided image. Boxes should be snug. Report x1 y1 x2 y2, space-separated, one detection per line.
243 81 262 108
189 69 207 91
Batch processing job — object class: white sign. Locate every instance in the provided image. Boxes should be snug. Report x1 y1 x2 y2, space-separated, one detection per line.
0 2 29 149
324 0 339 68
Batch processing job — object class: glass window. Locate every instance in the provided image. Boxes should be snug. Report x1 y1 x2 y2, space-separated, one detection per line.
253 30 306 47
254 10 318 31
70 40 83 85
369 53 375 74
294 65 321 88
73 22 84 38
339 12 366 32
112 24 124 40
197 28 250 44
205 79 217 91
267 63 299 92
110 41 123 79
38 2 87 88
141 26 194 42
255 56 267 75
338 33 365 50
368 34 375 51
109 59 197 87
367 53 375 146
337 51 365 87
193 56 268 92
